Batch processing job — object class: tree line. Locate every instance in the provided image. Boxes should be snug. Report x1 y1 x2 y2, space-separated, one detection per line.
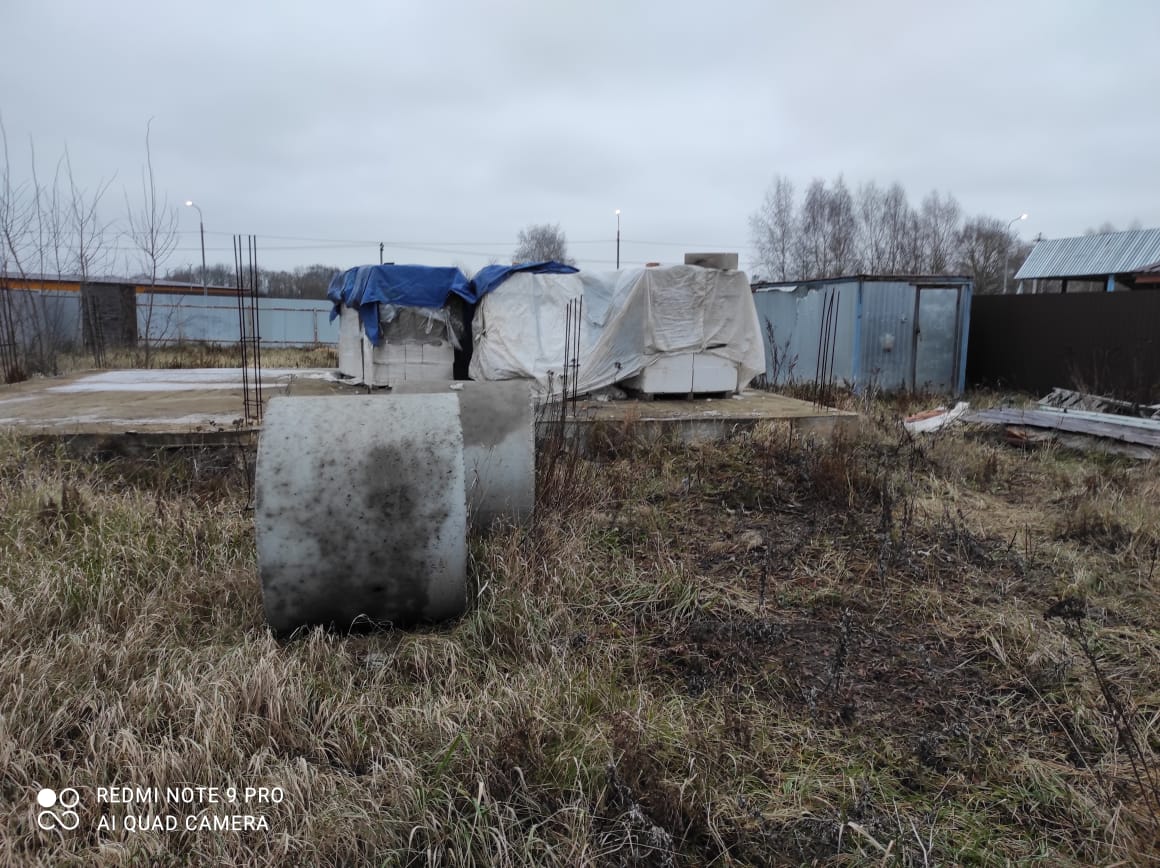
163 263 338 299
749 175 1034 293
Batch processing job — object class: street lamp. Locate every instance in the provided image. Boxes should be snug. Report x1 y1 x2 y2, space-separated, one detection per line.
614 209 621 269
1003 212 1028 294
184 200 207 300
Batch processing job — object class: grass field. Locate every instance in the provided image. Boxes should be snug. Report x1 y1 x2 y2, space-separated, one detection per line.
52 343 339 374
1 385 1158 865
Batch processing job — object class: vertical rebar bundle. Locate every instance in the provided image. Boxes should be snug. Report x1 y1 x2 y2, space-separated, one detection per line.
233 235 264 423
813 289 840 408
571 296 582 412
559 295 583 412
0 282 22 382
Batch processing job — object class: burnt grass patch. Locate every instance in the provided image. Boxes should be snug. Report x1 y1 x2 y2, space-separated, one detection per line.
589 424 1159 842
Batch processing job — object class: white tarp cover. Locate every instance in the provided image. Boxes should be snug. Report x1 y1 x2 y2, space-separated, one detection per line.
469 265 765 397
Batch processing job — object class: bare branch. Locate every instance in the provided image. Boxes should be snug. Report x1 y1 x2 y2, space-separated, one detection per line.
514 223 574 266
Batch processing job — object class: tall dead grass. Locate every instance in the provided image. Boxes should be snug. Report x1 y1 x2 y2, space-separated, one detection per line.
0 393 1157 865
53 343 337 374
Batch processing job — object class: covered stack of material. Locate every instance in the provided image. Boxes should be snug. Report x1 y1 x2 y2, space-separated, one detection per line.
469 264 765 398
328 264 471 385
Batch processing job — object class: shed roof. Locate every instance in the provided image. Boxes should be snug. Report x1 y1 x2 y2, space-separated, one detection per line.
1015 228 1160 280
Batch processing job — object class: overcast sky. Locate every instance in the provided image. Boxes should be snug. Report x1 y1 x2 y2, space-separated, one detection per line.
2 0 1158 276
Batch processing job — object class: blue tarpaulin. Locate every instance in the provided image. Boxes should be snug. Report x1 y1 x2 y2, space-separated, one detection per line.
469 261 579 299
328 261 580 345
327 265 473 344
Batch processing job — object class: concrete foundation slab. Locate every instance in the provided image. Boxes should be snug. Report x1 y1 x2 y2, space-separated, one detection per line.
0 370 857 453
544 390 859 451
0 368 338 435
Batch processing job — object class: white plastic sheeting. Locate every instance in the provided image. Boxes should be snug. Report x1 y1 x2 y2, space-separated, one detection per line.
468 265 764 398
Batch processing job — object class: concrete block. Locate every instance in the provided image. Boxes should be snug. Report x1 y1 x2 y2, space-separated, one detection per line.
337 305 363 380
621 353 740 395
684 252 739 270
362 337 455 386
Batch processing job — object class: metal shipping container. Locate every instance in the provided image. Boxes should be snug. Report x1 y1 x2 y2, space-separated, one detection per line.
752 275 972 393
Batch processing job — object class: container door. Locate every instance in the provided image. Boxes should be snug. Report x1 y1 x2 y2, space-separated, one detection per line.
913 287 961 392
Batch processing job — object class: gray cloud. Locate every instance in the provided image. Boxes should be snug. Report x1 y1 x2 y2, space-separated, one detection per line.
2 0 1158 275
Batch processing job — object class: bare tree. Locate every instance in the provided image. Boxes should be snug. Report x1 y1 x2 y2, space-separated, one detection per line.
513 223 574 265
749 175 797 281
795 179 831 278
0 121 76 378
1084 222 1118 236
856 182 889 273
167 263 235 286
825 175 858 274
956 216 1009 294
788 177 859 278
1 120 117 376
125 120 178 362
752 173 1028 285
63 148 114 281
64 147 115 365
879 183 914 273
919 190 962 273
26 141 81 369
0 117 30 380
0 120 34 279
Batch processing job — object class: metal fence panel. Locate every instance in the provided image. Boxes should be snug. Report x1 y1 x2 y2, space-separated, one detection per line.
4 289 82 350
137 294 336 347
968 292 1160 402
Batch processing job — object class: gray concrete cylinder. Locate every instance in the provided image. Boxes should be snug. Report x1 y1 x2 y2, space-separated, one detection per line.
392 380 536 528
256 394 467 635
459 380 536 528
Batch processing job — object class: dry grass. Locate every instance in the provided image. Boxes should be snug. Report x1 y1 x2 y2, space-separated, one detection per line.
1 383 1158 865
53 343 338 374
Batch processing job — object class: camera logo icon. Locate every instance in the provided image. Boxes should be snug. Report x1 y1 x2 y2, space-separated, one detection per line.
36 788 80 831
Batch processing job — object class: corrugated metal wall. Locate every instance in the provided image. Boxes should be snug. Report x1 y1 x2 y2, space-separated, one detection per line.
137 294 336 346
858 281 917 391
754 278 972 393
3 289 81 351
968 292 1160 402
2 289 337 348
752 282 858 386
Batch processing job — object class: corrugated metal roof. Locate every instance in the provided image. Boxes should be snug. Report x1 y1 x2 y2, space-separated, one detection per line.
1015 228 1160 280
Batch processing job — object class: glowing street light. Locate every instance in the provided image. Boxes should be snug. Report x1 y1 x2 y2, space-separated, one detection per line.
184 200 207 300
1003 212 1029 294
615 209 621 269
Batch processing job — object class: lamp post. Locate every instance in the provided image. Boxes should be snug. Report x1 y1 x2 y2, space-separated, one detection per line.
184 200 207 300
1003 212 1028 294
614 209 621 269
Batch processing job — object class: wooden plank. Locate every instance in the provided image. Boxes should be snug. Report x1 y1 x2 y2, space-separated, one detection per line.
1039 387 1160 417
1014 406 1160 431
966 408 1160 448
1004 426 1156 460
